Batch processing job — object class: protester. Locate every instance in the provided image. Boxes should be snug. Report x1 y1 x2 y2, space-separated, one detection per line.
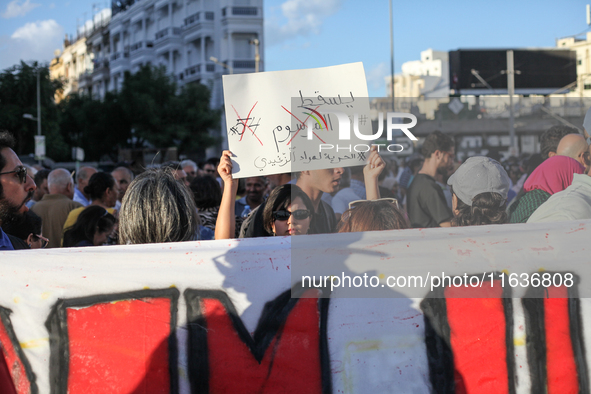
406 131 454 228
73 166 98 206
539 125 578 160
556 133 590 171
239 173 292 238
0 131 37 250
111 166 134 210
26 169 50 209
119 169 199 244
509 155 584 223
32 168 81 248
337 199 408 233
235 176 266 217
63 206 117 247
2 210 46 249
62 172 118 235
447 157 510 227
189 175 238 239
261 184 314 236
180 160 198 183
161 161 189 187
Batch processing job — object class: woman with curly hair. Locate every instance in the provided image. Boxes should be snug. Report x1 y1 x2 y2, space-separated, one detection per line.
447 156 511 227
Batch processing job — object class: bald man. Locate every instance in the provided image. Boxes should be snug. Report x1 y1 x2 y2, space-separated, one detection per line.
557 133 590 171
31 169 82 248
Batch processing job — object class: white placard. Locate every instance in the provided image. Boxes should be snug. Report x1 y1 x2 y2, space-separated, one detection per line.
222 63 372 178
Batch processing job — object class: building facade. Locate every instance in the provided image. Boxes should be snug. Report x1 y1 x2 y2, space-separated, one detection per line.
556 32 591 97
49 35 93 103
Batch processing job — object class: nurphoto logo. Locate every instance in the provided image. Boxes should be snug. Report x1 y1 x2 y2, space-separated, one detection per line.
306 112 419 153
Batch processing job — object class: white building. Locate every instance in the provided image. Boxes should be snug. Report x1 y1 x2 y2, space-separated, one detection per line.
103 0 263 111
385 49 449 99
556 32 591 97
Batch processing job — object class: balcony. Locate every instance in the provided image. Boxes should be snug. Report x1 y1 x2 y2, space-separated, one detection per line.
231 60 256 69
222 6 258 16
182 11 214 42
155 27 183 54
183 62 215 83
110 49 131 74
92 58 110 82
129 41 155 66
78 70 93 90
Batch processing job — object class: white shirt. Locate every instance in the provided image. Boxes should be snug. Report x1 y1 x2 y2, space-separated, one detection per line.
527 173 591 223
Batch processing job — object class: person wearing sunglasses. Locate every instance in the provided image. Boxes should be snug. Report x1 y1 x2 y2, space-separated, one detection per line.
2 210 48 249
215 150 317 239
261 184 314 236
0 131 37 250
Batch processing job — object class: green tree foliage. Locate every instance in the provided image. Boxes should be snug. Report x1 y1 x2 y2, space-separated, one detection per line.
58 92 131 161
0 61 69 160
1 62 220 161
119 65 220 151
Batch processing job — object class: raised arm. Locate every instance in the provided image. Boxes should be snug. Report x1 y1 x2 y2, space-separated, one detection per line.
215 151 239 240
363 146 385 201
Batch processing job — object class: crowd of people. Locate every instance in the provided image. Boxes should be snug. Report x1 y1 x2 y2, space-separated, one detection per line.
1 110 591 250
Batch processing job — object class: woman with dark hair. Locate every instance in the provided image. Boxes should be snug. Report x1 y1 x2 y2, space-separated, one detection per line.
262 184 314 236
337 199 408 233
2 211 48 249
119 169 199 244
447 156 510 227
190 175 242 239
62 172 119 235
63 206 117 247
508 155 584 223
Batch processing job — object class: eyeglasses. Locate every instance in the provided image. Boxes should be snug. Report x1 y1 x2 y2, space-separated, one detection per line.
273 209 312 221
34 234 49 248
0 166 27 184
348 198 399 210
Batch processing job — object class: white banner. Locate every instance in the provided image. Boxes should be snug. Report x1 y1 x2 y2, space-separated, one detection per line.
0 220 590 393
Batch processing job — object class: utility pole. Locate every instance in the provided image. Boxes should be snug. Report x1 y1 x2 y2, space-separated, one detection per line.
507 50 517 156
389 0 394 110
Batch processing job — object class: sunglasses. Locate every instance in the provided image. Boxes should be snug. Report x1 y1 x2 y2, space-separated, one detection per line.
34 234 49 248
273 209 312 221
0 166 27 184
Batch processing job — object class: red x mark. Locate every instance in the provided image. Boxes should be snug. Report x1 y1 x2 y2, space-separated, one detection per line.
231 102 263 146
281 106 326 145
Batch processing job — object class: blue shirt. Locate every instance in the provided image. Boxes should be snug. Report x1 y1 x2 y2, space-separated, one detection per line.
73 188 90 207
0 229 14 251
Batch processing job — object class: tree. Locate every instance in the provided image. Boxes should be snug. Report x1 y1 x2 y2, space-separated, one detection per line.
119 65 220 153
0 61 68 160
58 92 131 161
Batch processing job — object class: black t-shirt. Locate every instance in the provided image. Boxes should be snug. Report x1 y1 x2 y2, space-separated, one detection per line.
406 173 452 228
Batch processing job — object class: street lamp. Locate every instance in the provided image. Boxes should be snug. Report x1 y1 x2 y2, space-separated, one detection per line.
249 38 260 73
209 56 233 74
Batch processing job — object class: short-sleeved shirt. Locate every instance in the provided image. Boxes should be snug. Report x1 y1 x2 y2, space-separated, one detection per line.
406 173 452 228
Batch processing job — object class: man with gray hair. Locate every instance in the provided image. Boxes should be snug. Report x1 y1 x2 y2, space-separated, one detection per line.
32 168 82 248
73 166 97 206
111 166 134 210
180 160 198 182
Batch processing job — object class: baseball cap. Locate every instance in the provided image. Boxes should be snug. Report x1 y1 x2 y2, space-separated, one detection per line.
447 156 510 206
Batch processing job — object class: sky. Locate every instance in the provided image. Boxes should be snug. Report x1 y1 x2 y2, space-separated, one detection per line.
0 0 589 97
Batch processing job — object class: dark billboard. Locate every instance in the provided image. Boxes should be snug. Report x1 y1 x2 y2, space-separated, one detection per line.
449 49 577 95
